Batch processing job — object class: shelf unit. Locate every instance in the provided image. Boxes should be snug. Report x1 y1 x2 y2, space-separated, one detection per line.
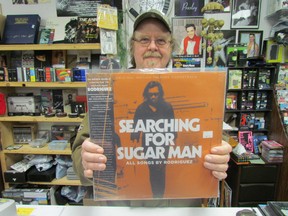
0 43 100 51
224 66 276 135
224 65 283 206
0 43 99 190
0 82 86 88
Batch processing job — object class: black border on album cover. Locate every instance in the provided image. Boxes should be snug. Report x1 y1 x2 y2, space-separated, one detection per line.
230 0 261 29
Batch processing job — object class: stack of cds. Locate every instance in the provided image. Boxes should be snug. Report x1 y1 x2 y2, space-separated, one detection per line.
261 140 284 163
67 167 80 180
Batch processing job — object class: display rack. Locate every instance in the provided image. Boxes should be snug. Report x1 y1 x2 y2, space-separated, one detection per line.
0 43 99 189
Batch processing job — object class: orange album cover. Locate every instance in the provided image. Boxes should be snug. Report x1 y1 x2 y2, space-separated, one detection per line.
86 69 226 200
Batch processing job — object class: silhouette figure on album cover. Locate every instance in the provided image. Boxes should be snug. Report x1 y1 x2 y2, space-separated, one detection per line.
130 81 177 198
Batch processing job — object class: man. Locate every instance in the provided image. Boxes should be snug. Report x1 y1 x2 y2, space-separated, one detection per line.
179 23 201 55
72 9 232 207
131 81 176 198
247 33 259 58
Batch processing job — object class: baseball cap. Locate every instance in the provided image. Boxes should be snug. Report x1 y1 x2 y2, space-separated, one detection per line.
133 9 171 33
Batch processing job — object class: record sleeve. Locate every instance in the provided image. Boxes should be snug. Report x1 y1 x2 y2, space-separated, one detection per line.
86 69 226 200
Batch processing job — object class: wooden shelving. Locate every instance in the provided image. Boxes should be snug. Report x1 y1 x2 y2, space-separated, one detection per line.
0 44 92 190
0 82 86 88
224 66 276 134
0 116 83 123
28 176 81 186
4 144 72 155
0 43 100 51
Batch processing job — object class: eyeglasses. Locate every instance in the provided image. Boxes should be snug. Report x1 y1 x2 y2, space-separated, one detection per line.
133 37 171 47
148 92 160 97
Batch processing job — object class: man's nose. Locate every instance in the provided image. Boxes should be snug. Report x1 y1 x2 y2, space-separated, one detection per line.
147 40 159 51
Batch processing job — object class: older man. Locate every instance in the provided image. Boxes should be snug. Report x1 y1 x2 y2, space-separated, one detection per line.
72 9 232 207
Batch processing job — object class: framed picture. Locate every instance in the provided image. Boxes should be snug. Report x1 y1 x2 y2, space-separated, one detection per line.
209 0 231 12
231 0 261 29
238 31 263 58
172 17 203 58
205 30 236 68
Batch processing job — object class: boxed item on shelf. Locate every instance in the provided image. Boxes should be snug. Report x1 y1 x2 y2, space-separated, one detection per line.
26 166 56 182
260 140 284 163
72 68 86 81
3 14 41 44
7 96 41 116
13 124 37 144
48 140 68 150
50 125 77 142
2 185 51 205
4 169 27 183
29 138 46 148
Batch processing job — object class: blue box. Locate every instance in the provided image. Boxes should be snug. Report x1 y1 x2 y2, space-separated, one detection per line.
3 14 41 44
72 68 86 82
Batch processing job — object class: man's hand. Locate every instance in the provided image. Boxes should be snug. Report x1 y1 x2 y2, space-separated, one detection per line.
204 140 232 180
81 138 107 178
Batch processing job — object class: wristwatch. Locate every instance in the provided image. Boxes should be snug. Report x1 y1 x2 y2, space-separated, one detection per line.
126 0 172 20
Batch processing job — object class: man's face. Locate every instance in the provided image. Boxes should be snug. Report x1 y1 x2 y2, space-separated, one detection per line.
186 26 195 39
147 86 160 105
133 19 172 69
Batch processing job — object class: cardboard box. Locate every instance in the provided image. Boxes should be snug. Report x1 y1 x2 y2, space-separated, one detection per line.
3 14 41 44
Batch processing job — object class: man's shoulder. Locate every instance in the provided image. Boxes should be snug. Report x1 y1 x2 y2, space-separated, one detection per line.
161 100 173 109
135 101 148 110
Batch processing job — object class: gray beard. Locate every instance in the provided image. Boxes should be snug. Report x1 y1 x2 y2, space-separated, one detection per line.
147 61 157 67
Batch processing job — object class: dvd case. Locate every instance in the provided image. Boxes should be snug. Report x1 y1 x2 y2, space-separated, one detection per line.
86 69 226 200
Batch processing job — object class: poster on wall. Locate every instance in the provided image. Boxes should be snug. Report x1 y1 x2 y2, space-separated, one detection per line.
205 30 236 68
172 17 203 58
56 0 114 17
174 0 204 16
231 0 261 29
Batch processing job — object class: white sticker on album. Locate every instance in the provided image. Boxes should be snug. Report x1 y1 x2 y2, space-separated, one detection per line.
203 131 213 138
